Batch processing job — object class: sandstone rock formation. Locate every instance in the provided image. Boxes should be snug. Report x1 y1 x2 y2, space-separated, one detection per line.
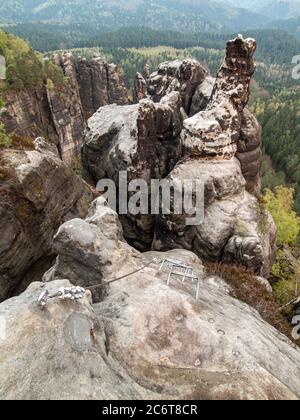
236 108 262 193
76 57 128 120
82 92 183 250
133 58 209 116
82 36 274 275
0 198 299 400
0 138 94 302
153 36 273 275
46 53 86 163
189 76 215 116
0 53 128 164
133 49 262 192
43 196 131 302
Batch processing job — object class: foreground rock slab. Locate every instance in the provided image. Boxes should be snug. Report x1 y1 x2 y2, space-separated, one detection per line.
1 255 299 399
1 199 296 400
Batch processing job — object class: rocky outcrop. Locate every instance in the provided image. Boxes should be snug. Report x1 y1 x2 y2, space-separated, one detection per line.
189 76 215 116
154 36 273 276
82 92 183 250
0 198 299 400
46 53 86 163
236 108 262 193
0 53 128 164
0 88 56 145
181 36 257 160
43 197 130 302
82 36 275 275
0 138 94 302
132 51 262 192
133 59 209 115
76 57 128 120
133 72 147 104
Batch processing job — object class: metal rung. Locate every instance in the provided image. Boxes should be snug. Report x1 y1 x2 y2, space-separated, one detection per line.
171 271 198 280
159 258 183 271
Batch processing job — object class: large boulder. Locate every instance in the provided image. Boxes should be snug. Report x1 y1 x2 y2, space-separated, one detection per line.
82 92 183 183
0 199 299 400
0 138 94 301
153 159 276 276
43 197 136 302
1 52 129 164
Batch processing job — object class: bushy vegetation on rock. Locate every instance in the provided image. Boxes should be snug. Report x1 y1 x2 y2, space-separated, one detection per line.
206 262 299 346
0 31 65 94
264 186 300 305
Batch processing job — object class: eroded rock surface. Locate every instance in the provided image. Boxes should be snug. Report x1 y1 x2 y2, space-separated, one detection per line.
0 199 298 400
82 36 275 275
133 59 209 115
0 53 128 163
0 138 94 301
82 92 183 250
153 36 272 275
236 108 262 193
46 53 86 163
77 57 128 120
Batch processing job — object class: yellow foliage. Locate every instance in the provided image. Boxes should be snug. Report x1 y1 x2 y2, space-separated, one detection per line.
264 186 300 246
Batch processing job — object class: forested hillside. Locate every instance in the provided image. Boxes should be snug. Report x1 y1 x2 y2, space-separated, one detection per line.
0 31 64 94
269 17 300 39
252 89 300 210
0 0 267 31
228 0 300 21
6 24 300 66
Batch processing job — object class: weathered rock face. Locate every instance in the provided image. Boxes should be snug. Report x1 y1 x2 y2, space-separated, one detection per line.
82 92 183 250
133 72 147 104
236 108 262 193
133 50 261 191
0 88 56 144
82 92 182 183
154 36 274 276
0 138 94 302
77 57 129 120
0 199 298 400
0 53 128 164
82 36 275 275
182 36 257 160
189 76 215 117
43 197 133 302
46 53 86 163
133 59 209 115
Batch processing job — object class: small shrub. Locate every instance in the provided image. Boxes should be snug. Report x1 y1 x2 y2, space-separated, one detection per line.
71 155 82 177
253 193 269 235
46 78 55 91
205 262 299 347
10 134 35 150
264 187 300 247
0 123 12 148
273 279 298 305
